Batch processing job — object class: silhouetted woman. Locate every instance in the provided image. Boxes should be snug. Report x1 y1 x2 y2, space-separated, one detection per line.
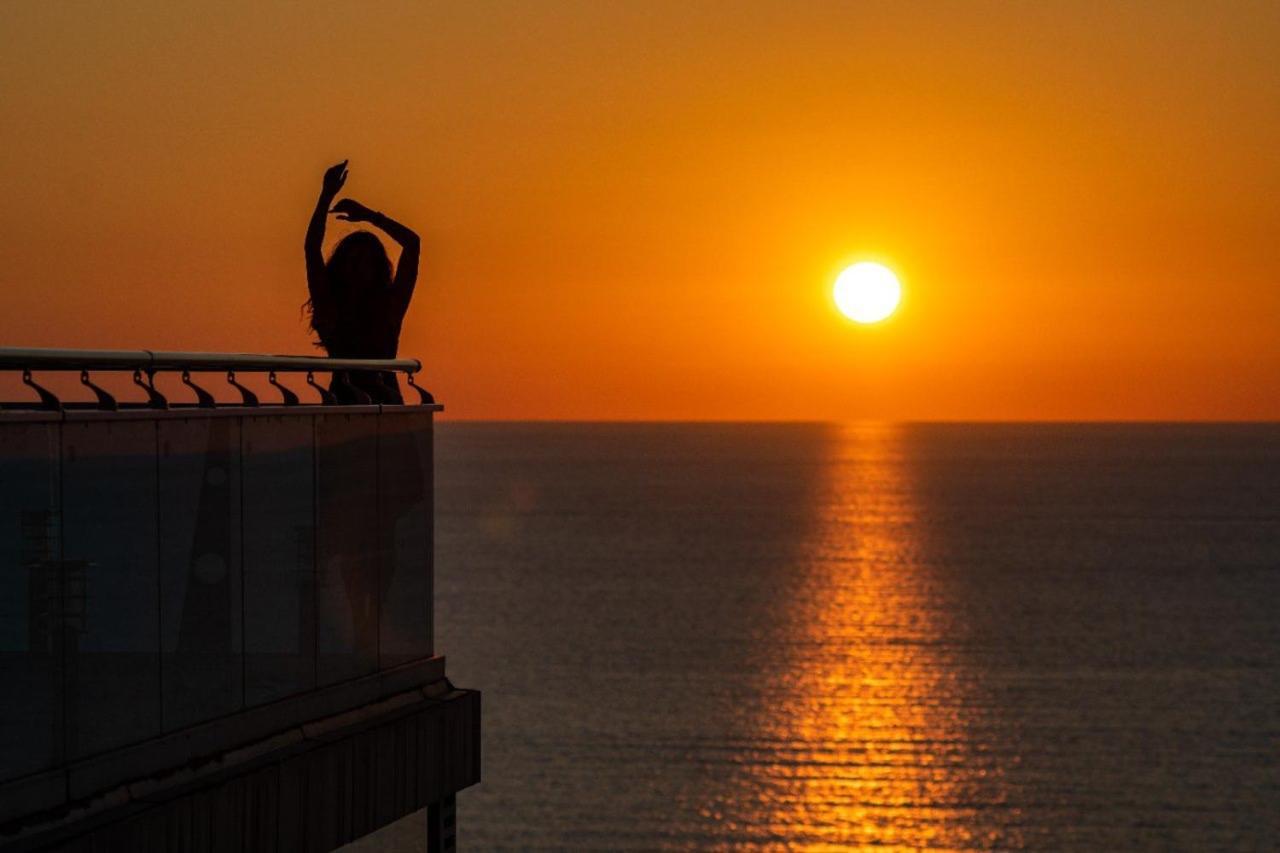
305 159 419 403
304 162 425 666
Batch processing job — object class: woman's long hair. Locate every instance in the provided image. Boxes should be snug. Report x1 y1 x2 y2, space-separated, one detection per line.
304 230 393 348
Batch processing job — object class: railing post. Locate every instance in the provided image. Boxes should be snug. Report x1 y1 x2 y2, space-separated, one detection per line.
426 794 457 852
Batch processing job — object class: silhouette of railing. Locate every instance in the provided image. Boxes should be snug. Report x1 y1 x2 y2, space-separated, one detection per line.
0 346 435 409
0 348 464 841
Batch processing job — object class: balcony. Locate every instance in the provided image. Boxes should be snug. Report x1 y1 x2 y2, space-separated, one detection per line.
0 348 479 852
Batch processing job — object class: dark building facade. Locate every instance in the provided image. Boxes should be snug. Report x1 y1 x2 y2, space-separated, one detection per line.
0 350 479 852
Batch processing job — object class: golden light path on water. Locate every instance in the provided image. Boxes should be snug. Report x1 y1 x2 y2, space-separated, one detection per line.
729 423 1015 850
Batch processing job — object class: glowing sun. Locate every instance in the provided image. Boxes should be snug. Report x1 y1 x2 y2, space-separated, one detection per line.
834 262 901 323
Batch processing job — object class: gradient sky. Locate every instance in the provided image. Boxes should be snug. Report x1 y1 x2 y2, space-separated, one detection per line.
2 1 1278 420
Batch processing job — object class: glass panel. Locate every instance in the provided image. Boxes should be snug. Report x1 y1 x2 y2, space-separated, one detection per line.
316 414 379 685
242 415 316 705
158 418 243 730
378 412 433 667
62 420 160 757
0 422 62 781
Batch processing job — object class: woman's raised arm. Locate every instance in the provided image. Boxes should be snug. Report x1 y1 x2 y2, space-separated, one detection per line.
332 198 420 307
305 160 348 306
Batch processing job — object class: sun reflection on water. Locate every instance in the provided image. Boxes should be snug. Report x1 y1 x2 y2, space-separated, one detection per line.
729 423 1014 850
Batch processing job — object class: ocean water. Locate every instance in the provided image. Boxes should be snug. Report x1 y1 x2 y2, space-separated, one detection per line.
423 423 1280 850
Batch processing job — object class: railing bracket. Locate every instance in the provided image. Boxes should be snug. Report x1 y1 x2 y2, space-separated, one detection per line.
330 371 372 405
181 370 216 409
80 370 117 411
132 369 167 409
269 371 300 406
226 370 259 407
22 370 61 411
306 371 336 404
407 373 435 405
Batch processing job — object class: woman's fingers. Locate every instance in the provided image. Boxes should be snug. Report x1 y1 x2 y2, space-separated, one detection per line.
323 160 349 191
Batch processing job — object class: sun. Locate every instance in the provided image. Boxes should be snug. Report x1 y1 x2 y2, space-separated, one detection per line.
834 262 901 324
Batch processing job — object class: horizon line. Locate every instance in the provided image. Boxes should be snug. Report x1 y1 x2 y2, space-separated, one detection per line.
435 417 1280 425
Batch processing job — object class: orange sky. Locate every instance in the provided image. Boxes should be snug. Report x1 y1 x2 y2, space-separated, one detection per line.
2 2 1278 420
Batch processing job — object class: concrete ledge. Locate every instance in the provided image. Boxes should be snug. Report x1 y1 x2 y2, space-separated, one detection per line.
1 682 480 853
0 657 446 826
0 773 64 835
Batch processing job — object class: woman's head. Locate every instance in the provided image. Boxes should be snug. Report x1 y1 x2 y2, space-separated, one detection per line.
305 230 392 344
326 230 392 294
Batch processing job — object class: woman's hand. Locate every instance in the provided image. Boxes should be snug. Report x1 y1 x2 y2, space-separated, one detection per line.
321 160 349 196
331 198 378 223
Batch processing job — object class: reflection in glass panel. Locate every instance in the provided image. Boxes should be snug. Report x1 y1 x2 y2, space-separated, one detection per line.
0 422 62 782
62 420 160 757
158 418 243 730
378 413 433 667
243 416 317 704
316 414 379 685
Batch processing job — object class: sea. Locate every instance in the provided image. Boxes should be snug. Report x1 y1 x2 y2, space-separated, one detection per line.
355 422 1280 851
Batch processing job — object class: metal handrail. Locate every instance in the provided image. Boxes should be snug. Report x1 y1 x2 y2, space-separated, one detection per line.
0 347 434 410
0 347 421 374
